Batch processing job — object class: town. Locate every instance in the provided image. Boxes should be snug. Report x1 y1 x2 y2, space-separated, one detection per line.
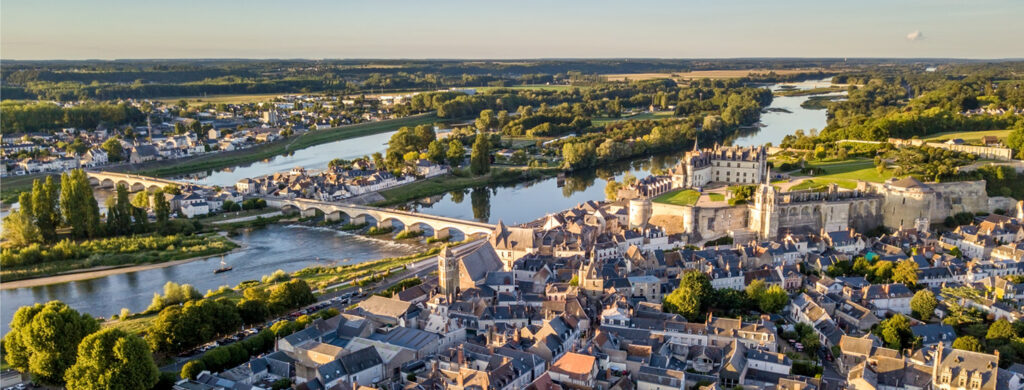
44 140 1024 390
2 3 1024 388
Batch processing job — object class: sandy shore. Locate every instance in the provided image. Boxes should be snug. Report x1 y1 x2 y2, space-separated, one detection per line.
0 241 245 290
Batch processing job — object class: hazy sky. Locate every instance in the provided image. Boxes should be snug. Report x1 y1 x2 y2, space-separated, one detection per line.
2 0 1022 60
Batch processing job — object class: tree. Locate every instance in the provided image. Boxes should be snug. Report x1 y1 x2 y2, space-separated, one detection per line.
758 285 790 313
949 246 962 258
153 189 170 228
101 138 124 162
664 271 712 319
372 152 385 169
910 289 937 321
476 109 497 131
268 280 316 312
64 328 159 390
181 360 205 380
2 207 41 247
60 169 101 239
106 184 133 236
427 140 447 165
879 314 913 350
952 335 982 352
4 301 100 385
892 260 919 286
236 299 270 325
412 125 436 150
470 132 491 175
746 279 767 302
131 192 150 233
31 176 60 242
987 319 1017 343
1007 123 1024 159
447 139 465 167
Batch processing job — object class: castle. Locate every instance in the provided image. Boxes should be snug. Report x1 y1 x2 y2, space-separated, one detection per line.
630 145 1010 243
671 141 768 189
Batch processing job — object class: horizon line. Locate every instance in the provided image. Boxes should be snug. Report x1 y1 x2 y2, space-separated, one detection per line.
3 56 1024 62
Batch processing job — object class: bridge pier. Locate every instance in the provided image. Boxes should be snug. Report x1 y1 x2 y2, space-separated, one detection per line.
300 208 318 218
352 215 368 225
379 219 398 230
405 224 422 233
326 211 343 222
434 227 452 240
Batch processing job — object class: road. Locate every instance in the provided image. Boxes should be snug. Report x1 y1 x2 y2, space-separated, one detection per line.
160 255 437 373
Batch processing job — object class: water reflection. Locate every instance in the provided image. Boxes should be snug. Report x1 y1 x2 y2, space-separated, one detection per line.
470 188 491 221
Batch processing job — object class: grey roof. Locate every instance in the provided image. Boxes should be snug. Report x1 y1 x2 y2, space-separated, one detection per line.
911 324 956 345
339 347 383 374
282 326 321 347
317 360 346 384
368 327 439 351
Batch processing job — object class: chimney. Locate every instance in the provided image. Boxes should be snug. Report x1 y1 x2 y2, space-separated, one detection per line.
457 370 465 388
353 381 359 390
458 345 465 365
933 341 944 379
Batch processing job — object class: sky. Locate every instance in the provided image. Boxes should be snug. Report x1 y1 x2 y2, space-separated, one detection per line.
2 0 1022 60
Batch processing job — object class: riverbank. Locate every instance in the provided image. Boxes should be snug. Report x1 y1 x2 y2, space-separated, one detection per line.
373 166 560 206
0 233 240 283
0 240 245 290
0 114 440 204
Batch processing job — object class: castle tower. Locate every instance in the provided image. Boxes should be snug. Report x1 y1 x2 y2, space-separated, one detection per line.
438 245 459 302
750 182 779 239
629 198 652 229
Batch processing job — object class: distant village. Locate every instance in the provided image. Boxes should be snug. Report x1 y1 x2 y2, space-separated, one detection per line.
0 90 462 176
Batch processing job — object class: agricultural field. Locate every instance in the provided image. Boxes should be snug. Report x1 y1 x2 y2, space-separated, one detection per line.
155 92 294 105
593 111 675 125
476 84 581 92
602 68 823 82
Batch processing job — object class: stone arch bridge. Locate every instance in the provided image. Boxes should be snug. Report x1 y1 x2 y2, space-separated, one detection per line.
85 171 210 192
265 197 495 240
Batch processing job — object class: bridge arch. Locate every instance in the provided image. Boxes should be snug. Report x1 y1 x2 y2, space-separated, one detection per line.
406 221 435 236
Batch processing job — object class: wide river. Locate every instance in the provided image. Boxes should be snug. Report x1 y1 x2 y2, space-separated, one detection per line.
0 79 837 335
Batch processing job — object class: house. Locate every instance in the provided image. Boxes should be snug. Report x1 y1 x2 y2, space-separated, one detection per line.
354 295 417 327
910 324 956 347
861 283 914 316
548 352 598 390
130 144 160 163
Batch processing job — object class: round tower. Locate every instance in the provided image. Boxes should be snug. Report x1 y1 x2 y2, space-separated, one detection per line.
629 198 652 229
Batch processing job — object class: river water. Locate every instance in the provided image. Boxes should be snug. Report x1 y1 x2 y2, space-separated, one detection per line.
0 225 420 335
0 80 834 335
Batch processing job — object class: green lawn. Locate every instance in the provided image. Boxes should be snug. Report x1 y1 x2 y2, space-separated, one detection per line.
708 193 725 202
789 179 858 191
652 189 700 206
923 129 1011 143
802 159 891 182
786 158 893 191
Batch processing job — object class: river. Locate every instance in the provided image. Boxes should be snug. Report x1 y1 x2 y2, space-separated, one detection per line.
0 80 835 335
0 225 420 335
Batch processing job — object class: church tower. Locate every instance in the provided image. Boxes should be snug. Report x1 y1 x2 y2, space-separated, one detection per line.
438 245 459 302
